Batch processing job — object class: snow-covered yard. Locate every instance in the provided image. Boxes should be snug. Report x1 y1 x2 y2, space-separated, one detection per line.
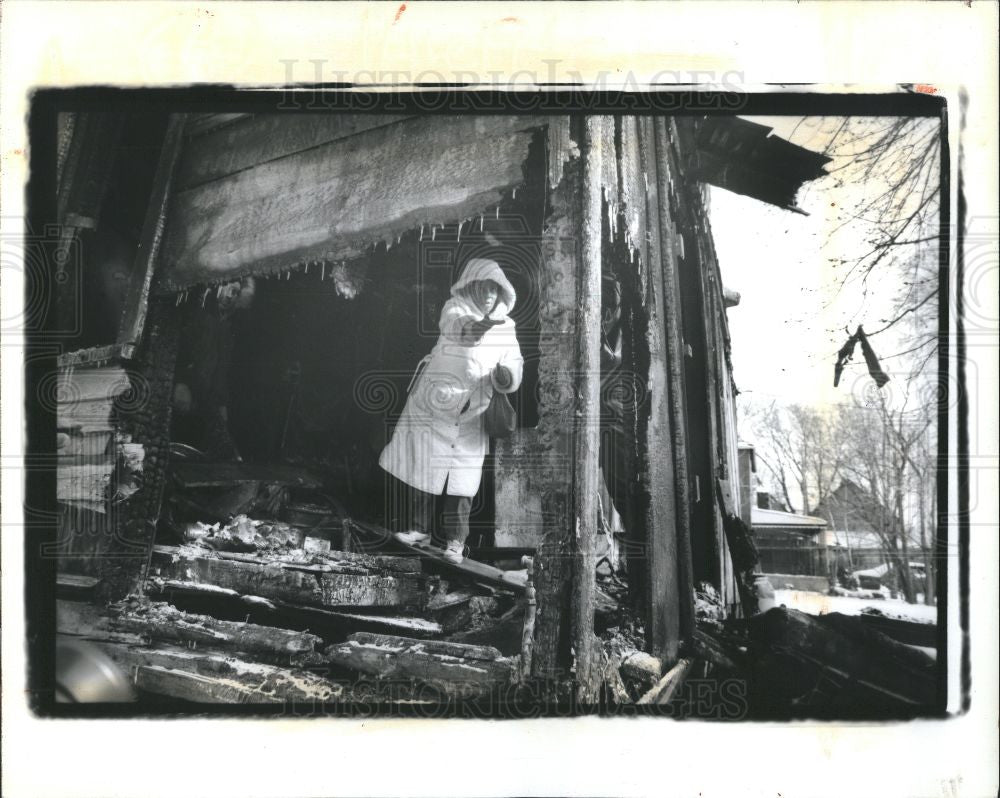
771 589 938 625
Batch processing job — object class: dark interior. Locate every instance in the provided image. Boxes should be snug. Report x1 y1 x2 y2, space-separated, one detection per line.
66 112 169 350
172 131 549 546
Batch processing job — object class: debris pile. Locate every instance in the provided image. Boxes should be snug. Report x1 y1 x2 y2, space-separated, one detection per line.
58 508 530 705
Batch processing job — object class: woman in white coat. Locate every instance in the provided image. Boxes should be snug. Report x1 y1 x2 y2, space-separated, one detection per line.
379 258 524 563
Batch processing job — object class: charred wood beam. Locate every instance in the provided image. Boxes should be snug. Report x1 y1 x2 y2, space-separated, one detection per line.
750 608 936 708
94 640 343 703
324 633 515 700
118 114 188 359
148 545 427 610
57 599 324 666
652 117 696 645
571 115 605 705
146 579 442 640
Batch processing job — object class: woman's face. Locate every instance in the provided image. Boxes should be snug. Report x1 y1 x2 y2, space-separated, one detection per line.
471 280 499 315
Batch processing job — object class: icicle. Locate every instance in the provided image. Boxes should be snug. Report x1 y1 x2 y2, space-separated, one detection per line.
175 293 182 306
432 225 437 241
305 262 309 274
322 263 326 280
419 224 424 241
216 285 223 298
512 187 518 200
457 221 462 243
496 206 500 219
201 288 209 307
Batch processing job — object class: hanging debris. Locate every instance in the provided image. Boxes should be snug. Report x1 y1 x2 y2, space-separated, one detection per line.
834 325 890 388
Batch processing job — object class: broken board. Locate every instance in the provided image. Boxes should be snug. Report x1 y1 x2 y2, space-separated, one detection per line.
347 519 527 595
390 537 527 596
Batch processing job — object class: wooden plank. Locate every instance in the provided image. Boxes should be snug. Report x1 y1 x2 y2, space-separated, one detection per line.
58 599 324 663
572 115 605 704
118 114 189 358
95 641 344 703
528 151 582 682
148 545 427 610
351 633 503 662
57 462 114 503
325 633 514 698
176 114 411 191
170 461 323 488
56 343 129 370
351 519 527 594
158 115 543 290
135 666 270 703
637 115 682 663
57 573 101 590
653 117 696 645
146 580 442 638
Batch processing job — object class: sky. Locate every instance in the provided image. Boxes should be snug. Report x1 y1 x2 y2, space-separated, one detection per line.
707 116 939 414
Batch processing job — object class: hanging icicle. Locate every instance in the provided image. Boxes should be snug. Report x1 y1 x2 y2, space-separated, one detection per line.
322 263 326 280
432 225 437 241
305 263 310 274
479 214 484 232
419 224 424 242
496 206 500 220
457 221 462 243
512 187 518 200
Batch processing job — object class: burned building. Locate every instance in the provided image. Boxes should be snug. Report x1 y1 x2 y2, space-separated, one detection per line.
49 109 830 707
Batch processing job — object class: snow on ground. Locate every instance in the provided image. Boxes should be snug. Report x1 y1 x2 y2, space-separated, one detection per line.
772 589 938 624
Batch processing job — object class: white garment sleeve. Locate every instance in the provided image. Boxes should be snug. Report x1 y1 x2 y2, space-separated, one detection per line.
490 323 524 394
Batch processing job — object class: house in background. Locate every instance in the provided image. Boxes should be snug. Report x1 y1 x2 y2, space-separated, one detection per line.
812 479 932 596
751 504 829 591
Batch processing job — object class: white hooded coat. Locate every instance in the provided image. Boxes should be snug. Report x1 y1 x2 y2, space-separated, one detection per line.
379 258 524 497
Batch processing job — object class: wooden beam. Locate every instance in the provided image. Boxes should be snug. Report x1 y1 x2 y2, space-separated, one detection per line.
176 114 411 191
570 115 605 705
117 114 189 358
636 116 682 663
95 641 344 703
325 633 514 699
158 116 543 291
57 599 324 664
653 117 696 644
134 666 270 703
148 545 427 610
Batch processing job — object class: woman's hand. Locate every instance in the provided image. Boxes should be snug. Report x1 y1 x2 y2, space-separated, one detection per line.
493 364 513 389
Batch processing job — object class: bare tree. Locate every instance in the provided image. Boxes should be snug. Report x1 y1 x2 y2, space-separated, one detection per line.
838 384 935 603
739 398 848 515
790 116 941 366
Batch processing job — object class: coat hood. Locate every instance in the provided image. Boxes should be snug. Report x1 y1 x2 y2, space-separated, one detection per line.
451 258 516 317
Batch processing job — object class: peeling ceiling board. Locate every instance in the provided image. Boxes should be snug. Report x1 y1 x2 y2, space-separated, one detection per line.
157 115 546 292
